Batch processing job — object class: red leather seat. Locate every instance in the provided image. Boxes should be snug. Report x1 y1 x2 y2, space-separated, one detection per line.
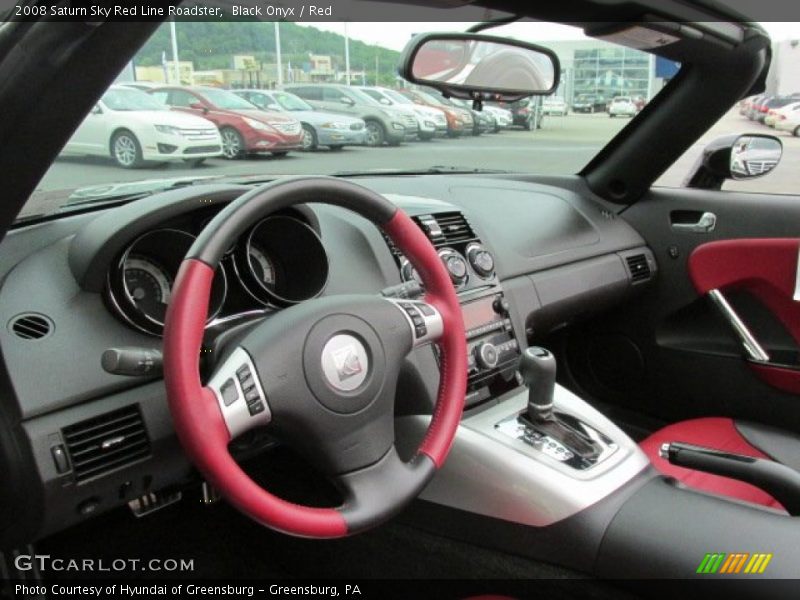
639 417 786 511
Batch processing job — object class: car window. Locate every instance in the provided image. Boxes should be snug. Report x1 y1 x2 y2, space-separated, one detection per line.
200 89 256 110
168 90 199 108
322 87 348 102
102 88 167 111
657 46 799 196
272 92 313 111
291 86 322 101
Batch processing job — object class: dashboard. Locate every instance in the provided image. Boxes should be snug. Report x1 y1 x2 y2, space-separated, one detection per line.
0 174 655 545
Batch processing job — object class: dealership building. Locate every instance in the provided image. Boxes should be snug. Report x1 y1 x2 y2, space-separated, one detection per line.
544 40 673 106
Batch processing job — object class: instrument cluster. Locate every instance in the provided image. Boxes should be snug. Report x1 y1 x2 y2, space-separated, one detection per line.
106 213 328 336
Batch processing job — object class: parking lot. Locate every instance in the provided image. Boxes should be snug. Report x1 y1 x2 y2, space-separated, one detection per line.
29 108 800 217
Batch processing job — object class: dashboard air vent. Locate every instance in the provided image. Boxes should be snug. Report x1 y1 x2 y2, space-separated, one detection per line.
625 254 652 283
9 313 53 340
414 212 476 247
62 405 150 483
433 212 476 244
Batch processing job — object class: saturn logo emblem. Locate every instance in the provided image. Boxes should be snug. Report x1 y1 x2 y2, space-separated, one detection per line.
321 334 370 392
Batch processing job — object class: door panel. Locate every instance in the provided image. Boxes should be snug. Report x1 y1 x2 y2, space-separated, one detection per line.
559 186 800 434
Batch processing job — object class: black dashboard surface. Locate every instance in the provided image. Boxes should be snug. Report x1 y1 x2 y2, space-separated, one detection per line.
0 174 645 420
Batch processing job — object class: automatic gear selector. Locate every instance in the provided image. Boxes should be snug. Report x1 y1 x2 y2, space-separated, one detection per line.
495 346 619 471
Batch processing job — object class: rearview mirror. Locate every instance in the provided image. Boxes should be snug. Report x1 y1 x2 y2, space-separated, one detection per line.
684 134 783 190
399 33 559 102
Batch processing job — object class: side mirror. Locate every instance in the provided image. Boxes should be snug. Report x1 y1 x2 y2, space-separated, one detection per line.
189 102 208 113
340 96 355 106
379 97 391 105
684 134 783 190
267 104 280 110
399 32 560 103
91 105 102 115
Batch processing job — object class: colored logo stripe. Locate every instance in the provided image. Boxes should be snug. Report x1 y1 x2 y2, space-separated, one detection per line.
697 553 772 574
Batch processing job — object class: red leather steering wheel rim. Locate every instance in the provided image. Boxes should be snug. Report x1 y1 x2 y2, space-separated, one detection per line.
163 178 466 538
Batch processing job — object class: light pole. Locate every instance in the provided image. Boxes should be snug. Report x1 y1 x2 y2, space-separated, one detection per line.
344 23 351 85
275 22 283 88
170 21 180 84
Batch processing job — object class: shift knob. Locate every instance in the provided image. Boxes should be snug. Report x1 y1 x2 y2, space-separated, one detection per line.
520 346 556 422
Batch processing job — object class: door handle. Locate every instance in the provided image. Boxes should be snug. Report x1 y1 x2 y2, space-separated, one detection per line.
672 212 717 233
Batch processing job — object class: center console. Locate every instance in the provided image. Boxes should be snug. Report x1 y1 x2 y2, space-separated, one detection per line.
384 210 522 408
385 208 650 528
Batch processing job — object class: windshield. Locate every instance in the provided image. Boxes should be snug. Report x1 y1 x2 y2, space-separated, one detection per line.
23 19 688 219
383 89 413 105
102 88 167 111
272 92 313 111
201 89 258 110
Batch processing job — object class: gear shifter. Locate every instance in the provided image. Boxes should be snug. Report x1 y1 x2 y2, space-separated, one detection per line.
517 346 603 461
520 346 557 422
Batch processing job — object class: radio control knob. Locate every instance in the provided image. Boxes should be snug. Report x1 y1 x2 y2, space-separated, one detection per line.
466 243 495 278
439 249 468 285
474 342 499 370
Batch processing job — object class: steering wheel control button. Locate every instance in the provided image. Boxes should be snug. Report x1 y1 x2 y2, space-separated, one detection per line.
208 347 271 438
386 298 444 346
248 401 265 416
321 334 370 393
220 379 239 406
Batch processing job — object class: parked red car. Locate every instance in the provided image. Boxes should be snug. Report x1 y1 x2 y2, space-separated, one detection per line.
397 88 472 137
149 86 303 158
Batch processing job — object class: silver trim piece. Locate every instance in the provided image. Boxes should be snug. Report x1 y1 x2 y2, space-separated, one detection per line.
659 442 671 460
793 245 800 302
207 347 272 438
395 385 650 527
708 289 770 363
384 298 444 347
672 211 717 233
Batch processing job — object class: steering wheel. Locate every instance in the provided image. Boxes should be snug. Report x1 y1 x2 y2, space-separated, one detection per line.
162 177 467 538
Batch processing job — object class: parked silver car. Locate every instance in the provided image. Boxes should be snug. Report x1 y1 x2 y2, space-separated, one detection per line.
358 86 447 140
234 89 366 151
284 84 418 146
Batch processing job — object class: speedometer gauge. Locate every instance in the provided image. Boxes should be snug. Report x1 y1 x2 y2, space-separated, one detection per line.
249 246 276 288
123 256 172 324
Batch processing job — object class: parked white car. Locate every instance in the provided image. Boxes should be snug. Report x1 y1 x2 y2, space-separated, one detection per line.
542 97 568 116
608 96 637 118
775 110 800 136
482 105 513 130
62 85 223 168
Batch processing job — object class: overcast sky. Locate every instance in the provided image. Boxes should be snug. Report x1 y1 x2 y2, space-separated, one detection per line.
297 21 799 52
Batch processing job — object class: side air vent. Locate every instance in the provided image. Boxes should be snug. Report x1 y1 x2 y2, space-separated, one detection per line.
9 313 53 340
625 254 652 284
62 405 150 483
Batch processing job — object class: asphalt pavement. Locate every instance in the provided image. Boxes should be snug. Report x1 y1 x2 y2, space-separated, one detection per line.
26 110 800 218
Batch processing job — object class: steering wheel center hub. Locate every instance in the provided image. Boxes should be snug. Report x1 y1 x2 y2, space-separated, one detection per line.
303 313 386 414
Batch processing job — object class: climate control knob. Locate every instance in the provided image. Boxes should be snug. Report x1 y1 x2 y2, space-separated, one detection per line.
439 249 468 286
466 243 495 278
474 342 499 370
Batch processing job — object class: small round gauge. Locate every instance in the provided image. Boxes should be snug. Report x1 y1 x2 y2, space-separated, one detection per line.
123 256 172 324
248 245 276 288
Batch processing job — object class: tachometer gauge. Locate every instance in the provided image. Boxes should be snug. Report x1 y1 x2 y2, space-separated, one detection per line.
123 256 172 324
249 245 276 288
